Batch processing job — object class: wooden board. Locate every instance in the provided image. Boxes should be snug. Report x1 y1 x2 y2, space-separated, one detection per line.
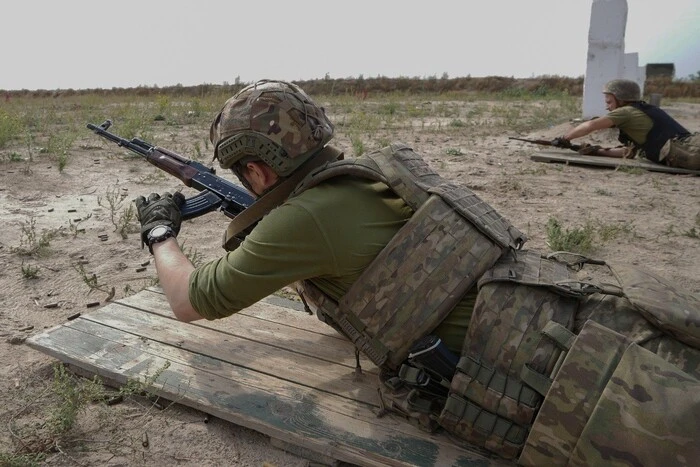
26 288 508 467
531 150 700 175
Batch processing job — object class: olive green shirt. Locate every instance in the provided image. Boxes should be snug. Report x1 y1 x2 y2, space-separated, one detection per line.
607 106 653 145
189 176 475 352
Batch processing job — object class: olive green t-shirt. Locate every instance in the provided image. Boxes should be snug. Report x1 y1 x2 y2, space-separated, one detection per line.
189 176 475 352
607 106 653 145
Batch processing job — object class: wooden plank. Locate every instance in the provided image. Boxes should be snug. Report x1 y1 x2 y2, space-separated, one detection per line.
78 306 379 403
26 293 506 467
531 150 700 175
121 288 341 338
117 288 374 368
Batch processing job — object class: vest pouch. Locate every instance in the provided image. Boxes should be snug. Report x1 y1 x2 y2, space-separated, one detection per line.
520 319 700 466
377 369 442 433
609 262 700 348
438 250 579 459
573 262 700 377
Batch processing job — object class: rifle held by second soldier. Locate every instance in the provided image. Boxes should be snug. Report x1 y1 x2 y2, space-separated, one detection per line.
509 137 602 156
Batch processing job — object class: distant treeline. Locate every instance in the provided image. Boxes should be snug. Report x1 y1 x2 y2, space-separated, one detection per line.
2 75 698 99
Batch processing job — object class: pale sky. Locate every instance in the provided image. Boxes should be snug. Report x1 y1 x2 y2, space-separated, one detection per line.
1 0 698 91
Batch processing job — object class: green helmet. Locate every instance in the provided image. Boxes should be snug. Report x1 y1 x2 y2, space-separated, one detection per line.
603 79 641 102
210 80 334 177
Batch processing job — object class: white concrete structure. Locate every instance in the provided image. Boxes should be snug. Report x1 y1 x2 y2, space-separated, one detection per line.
582 0 646 119
623 52 646 96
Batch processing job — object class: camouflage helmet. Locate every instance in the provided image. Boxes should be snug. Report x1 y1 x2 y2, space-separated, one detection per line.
603 79 641 102
210 80 334 177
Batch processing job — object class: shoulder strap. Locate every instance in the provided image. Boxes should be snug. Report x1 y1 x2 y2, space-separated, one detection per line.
222 145 343 251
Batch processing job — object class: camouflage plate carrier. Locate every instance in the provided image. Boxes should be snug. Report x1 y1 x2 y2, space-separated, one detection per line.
292 142 526 370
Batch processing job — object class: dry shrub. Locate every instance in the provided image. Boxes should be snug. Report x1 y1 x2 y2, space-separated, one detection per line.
2 76 697 100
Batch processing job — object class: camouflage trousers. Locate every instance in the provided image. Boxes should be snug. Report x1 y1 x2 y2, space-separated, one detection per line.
659 132 700 170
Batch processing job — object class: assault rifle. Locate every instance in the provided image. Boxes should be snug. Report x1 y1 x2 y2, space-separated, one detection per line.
509 137 602 156
87 120 255 221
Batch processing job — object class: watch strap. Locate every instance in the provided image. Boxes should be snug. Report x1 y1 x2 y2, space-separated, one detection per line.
147 225 176 254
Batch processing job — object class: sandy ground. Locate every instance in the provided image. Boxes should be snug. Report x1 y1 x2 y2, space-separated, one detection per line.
1 96 698 466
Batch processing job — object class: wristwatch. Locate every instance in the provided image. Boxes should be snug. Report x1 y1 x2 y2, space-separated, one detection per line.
146 225 176 254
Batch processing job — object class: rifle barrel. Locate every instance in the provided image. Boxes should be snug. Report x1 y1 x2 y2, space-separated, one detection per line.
508 137 552 145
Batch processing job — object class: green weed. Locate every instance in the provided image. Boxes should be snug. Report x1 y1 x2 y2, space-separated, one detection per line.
12 218 57 257
350 135 365 156
597 221 636 242
0 452 44 467
546 217 595 254
3 362 170 462
21 261 40 279
2 152 24 162
97 186 138 238
67 214 91 238
616 166 645 175
45 132 77 172
0 108 23 148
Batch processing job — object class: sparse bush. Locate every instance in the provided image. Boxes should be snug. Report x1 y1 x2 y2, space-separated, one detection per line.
98 186 138 238
0 108 23 148
3 362 170 462
3 152 23 162
546 217 595 254
12 218 57 257
350 135 365 156
21 261 40 279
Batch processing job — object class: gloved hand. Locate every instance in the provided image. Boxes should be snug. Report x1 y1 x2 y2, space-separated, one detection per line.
577 144 602 156
134 192 185 247
551 137 571 148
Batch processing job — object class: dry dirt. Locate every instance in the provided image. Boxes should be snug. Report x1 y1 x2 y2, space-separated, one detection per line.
1 98 698 466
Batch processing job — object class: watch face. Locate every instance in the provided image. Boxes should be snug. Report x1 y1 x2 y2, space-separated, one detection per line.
150 225 169 237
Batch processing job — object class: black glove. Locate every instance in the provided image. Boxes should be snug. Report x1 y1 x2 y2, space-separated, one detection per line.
134 192 185 248
551 137 571 148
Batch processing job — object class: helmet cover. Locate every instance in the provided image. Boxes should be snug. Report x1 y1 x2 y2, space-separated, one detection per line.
210 80 334 177
603 79 641 102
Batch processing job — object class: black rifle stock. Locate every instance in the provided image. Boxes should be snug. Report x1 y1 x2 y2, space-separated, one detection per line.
87 120 255 221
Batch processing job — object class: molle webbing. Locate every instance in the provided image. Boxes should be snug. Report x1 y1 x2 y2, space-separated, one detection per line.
478 249 572 289
442 394 529 455
295 143 526 370
438 250 579 459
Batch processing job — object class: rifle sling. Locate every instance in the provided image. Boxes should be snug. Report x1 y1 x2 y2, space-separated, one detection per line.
222 146 344 250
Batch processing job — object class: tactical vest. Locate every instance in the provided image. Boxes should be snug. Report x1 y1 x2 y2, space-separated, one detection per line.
290 143 526 370
440 250 700 463
617 102 691 162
